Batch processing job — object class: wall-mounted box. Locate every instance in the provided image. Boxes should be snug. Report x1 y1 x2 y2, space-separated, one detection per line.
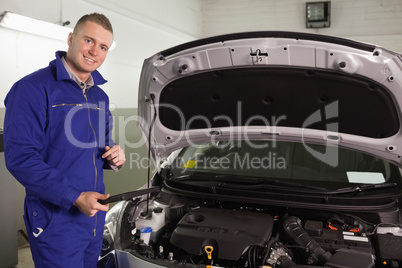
306 1 331 28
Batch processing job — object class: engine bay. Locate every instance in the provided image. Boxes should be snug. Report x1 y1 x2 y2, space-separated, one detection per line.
103 191 402 268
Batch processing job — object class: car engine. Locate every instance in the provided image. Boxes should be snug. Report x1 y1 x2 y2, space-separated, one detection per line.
101 191 402 268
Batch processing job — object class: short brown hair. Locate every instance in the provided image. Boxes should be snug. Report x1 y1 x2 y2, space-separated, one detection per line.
74 13 113 35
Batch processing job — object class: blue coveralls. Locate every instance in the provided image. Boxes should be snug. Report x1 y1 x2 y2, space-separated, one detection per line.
4 51 115 268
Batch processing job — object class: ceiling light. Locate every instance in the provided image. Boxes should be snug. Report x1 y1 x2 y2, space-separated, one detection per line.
0 11 72 41
0 12 116 50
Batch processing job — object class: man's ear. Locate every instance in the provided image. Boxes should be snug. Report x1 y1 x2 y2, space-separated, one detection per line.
67 32 73 46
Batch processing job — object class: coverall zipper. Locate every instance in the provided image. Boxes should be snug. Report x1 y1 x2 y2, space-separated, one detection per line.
84 93 98 236
51 104 83 107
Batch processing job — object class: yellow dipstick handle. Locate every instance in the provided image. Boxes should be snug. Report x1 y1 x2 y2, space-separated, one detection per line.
204 246 214 260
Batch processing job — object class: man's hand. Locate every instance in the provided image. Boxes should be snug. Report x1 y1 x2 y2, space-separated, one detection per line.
102 145 126 168
73 192 110 217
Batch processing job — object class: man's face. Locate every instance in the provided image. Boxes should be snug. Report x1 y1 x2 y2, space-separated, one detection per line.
66 21 113 81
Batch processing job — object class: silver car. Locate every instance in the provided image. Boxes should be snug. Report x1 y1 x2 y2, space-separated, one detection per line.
97 31 402 268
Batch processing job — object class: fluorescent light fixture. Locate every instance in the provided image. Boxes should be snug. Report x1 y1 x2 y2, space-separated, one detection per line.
0 11 116 50
0 11 72 41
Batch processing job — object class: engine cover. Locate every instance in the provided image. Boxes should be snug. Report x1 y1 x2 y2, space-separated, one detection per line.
170 207 274 260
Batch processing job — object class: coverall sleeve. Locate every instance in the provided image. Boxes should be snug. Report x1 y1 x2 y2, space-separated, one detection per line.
4 79 82 211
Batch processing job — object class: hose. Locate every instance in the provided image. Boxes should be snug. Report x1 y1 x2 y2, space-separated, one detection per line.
283 216 332 265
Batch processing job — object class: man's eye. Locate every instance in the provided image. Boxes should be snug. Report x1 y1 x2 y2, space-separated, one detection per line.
101 46 108 51
85 39 92 43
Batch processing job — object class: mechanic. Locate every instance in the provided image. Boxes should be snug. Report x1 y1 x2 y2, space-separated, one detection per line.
3 13 126 267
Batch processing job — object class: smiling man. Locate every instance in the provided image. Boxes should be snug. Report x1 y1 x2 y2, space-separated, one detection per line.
66 18 112 82
4 13 125 267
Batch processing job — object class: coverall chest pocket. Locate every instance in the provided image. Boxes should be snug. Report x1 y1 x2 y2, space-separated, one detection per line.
50 103 95 150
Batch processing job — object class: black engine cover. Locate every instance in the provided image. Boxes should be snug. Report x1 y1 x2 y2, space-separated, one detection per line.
170 207 273 260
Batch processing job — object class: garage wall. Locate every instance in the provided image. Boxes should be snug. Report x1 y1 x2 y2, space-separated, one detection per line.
201 0 402 53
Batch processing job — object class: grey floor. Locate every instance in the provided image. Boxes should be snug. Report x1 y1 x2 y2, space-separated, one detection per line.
13 243 34 268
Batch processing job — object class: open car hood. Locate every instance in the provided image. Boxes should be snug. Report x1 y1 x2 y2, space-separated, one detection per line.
137 31 402 167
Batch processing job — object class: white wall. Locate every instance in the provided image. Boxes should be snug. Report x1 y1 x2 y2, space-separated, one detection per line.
0 0 202 109
201 0 402 53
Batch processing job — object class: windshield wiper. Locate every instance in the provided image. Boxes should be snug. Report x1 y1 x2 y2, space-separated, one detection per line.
172 175 398 195
217 180 329 193
173 174 328 192
217 181 399 195
331 182 398 195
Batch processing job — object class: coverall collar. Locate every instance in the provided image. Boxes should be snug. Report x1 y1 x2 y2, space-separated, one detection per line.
53 51 108 86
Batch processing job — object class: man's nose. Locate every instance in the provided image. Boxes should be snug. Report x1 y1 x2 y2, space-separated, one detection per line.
89 46 99 56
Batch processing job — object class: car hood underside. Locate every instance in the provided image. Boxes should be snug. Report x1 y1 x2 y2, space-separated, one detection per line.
137 31 402 167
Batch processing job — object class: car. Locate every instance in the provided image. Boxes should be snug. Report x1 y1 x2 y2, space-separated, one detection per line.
97 31 402 268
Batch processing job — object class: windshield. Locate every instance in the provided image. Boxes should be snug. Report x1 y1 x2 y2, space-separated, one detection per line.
168 140 401 191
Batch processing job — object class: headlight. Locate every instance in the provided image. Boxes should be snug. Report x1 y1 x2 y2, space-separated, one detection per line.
104 201 125 242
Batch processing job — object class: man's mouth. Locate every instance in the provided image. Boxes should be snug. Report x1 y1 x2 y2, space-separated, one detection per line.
84 56 95 63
